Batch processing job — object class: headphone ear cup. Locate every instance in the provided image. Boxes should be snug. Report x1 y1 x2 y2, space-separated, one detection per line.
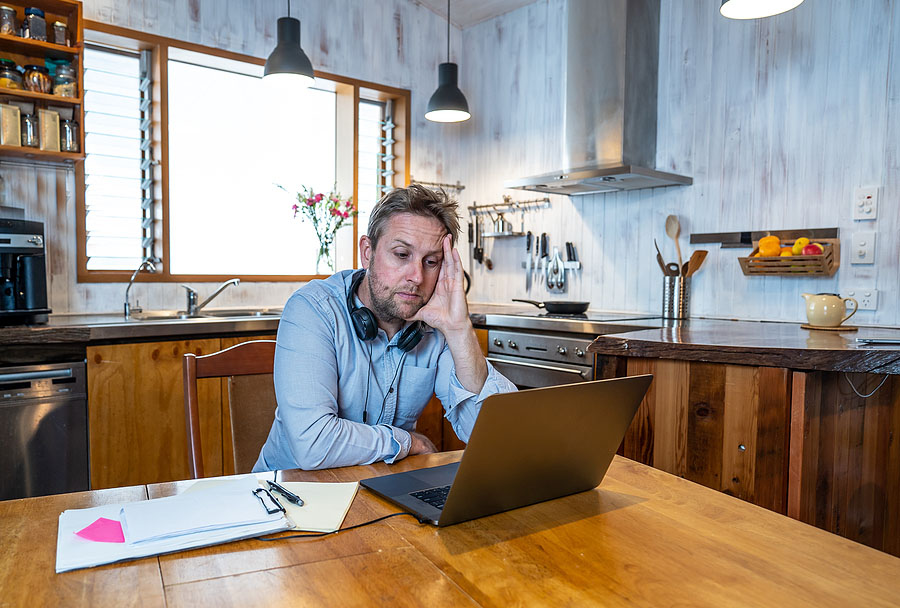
396 321 424 352
350 308 378 341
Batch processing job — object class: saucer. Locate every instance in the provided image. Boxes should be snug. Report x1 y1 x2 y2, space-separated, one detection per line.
801 324 858 332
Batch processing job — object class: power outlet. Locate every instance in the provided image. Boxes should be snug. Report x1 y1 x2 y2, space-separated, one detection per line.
852 186 878 221
846 289 877 311
850 231 876 264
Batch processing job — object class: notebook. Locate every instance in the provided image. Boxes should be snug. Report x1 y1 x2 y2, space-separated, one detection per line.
360 375 652 526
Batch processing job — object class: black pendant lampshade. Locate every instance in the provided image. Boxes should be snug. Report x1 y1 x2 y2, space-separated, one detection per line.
719 0 804 19
264 2 314 88
426 0 470 123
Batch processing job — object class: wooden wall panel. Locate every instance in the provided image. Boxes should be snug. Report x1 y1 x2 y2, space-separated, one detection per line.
87 339 222 489
788 371 900 557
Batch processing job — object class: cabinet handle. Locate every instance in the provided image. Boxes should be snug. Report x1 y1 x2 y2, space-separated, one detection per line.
0 368 73 383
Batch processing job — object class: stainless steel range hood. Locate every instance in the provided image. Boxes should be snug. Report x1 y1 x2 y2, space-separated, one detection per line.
505 0 692 196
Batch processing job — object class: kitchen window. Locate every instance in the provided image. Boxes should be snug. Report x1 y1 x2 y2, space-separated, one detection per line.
76 23 410 282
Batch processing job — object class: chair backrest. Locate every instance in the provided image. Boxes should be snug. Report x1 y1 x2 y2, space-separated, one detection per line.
183 340 277 479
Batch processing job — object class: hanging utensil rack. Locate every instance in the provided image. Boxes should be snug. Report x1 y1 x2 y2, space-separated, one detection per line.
468 196 550 238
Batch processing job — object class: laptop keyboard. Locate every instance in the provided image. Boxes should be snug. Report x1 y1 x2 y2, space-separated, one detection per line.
410 485 451 509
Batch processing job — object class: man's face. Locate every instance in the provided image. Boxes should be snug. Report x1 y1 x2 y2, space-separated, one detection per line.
359 212 446 324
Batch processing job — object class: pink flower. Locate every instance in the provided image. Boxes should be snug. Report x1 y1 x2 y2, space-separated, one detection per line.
306 199 315 206
292 204 298 210
315 193 324 202
342 211 349 218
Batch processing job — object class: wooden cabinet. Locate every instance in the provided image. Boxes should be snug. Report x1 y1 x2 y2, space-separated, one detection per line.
0 0 84 162
87 334 274 489
603 357 792 514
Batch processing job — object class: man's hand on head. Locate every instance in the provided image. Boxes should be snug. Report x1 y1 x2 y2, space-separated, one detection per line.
409 431 437 456
410 234 471 336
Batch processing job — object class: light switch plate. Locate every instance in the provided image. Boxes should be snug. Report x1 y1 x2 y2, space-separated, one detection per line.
850 231 876 264
852 186 878 221
845 289 877 311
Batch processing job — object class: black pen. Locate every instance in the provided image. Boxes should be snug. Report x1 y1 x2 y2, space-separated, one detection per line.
268 480 304 506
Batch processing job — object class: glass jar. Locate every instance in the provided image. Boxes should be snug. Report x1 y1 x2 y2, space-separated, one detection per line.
0 59 22 90
23 64 50 93
0 5 17 35
52 20 68 46
53 63 76 97
21 112 37 147
23 7 45 41
59 119 78 152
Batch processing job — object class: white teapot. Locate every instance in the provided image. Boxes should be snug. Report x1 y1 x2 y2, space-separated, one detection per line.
801 293 858 327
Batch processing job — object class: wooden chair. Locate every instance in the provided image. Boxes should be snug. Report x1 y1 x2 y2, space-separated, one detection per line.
183 340 277 479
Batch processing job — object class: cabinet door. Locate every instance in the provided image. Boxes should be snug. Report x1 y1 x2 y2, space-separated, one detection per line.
623 358 791 514
87 339 222 489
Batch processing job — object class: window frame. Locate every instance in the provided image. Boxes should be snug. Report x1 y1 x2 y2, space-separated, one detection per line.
76 21 410 283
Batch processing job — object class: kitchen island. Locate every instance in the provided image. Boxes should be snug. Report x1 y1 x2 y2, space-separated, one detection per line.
588 318 900 557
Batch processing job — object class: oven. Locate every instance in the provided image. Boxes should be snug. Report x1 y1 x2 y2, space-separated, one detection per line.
486 329 595 389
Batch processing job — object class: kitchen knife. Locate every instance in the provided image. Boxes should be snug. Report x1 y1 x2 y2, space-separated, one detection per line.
565 241 576 262
525 231 533 292
539 233 549 286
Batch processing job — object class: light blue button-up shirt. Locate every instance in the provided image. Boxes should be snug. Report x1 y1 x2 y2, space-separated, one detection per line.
253 269 517 471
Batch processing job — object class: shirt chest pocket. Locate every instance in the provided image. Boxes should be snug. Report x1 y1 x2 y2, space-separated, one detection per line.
393 364 438 427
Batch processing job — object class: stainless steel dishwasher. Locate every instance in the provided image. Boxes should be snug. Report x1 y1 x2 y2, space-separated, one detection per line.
0 361 89 500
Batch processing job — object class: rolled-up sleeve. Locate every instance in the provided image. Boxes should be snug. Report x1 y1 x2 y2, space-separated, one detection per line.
267 293 410 470
434 348 517 443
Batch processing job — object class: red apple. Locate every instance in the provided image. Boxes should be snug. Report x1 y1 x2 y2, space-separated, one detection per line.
802 243 824 255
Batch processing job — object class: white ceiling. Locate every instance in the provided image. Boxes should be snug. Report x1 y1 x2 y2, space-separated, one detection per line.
416 0 540 29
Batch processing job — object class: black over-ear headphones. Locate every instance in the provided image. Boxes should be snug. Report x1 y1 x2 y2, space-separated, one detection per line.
347 270 424 352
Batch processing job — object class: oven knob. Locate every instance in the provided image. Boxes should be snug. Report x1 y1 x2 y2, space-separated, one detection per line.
493 339 502 347
557 346 567 355
575 348 585 358
508 340 517 349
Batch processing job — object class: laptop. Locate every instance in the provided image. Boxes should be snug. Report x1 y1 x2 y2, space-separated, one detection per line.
360 374 652 526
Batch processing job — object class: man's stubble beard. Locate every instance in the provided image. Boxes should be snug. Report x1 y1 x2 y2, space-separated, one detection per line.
366 265 424 325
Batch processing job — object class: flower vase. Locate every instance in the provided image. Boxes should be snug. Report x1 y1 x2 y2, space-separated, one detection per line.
316 242 334 275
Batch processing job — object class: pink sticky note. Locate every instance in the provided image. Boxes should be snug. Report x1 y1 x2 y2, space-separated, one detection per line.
75 517 125 543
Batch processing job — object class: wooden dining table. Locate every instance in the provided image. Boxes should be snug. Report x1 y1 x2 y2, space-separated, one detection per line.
2 451 899 607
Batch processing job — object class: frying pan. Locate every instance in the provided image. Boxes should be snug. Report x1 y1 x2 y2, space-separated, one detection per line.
512 298 590 315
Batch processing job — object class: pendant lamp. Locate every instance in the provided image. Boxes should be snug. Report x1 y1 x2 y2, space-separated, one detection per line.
426 0 470 123
264 0 314 88
720 0 805 19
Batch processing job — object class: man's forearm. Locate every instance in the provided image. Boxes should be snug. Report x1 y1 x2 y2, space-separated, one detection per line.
442 320 488 394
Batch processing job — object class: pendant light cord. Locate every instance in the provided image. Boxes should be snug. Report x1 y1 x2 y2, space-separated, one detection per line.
447 0 450 62
287 0 290 18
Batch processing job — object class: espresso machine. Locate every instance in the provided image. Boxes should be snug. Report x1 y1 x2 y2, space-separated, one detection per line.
0 218 51 325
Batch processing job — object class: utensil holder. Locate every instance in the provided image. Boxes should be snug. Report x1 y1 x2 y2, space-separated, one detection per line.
662 276 690 320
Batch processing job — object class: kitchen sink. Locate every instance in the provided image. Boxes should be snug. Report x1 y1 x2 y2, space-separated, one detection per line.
131 307 282 321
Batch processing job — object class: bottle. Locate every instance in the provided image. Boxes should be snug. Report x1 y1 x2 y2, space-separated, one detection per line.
0 5 17 35
21 112 37 147
59 119 78 152
23 64 51 93
23 7 46 41
53 63 76 97
0 59 22 90
52 21 68 46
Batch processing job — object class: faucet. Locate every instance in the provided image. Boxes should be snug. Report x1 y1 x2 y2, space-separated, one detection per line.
124 258 157 318
182 278 240 316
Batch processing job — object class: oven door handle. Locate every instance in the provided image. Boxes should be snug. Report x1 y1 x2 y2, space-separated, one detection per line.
485 357 589 379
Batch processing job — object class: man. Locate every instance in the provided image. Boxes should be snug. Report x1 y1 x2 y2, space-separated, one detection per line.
254 185 516 471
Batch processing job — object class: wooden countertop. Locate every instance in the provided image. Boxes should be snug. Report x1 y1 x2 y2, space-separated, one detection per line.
2 452 899 607
588 318 900 373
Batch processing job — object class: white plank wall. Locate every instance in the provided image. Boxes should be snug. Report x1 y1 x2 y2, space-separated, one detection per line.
460 0 900 326
3 0 898 326
2 0 465 314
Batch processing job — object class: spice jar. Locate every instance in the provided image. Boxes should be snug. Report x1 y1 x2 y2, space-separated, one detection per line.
23 7 46 41
53 63 76 97
23 64 50 93
21 112 37 147
0 5 17 35
0 59 22 90
59 119 78 152
52 20 68 46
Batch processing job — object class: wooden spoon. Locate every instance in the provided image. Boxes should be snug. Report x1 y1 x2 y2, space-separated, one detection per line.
665 214 683 272
686 249 708 276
